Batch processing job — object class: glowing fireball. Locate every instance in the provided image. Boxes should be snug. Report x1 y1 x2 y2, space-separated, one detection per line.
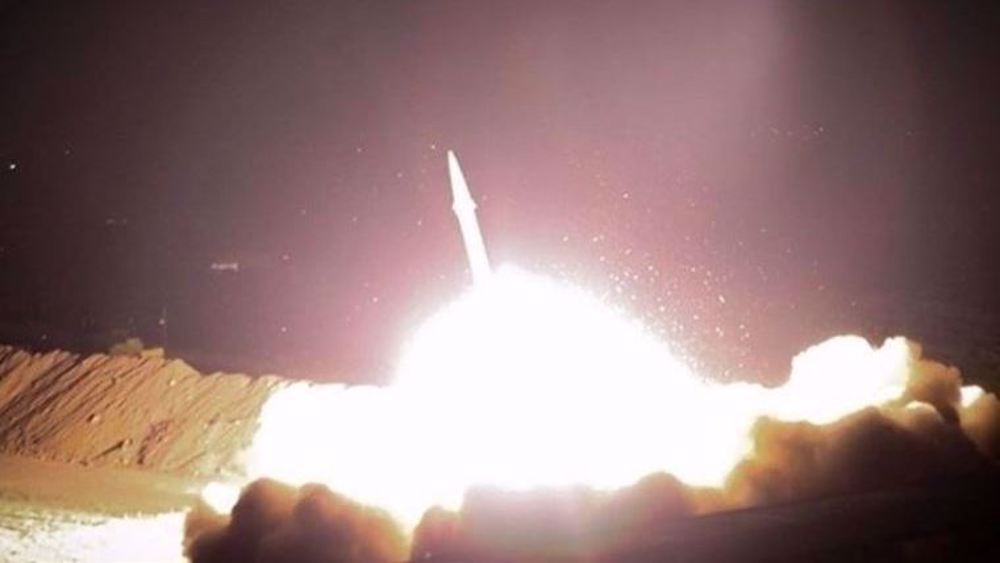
221 265 987 530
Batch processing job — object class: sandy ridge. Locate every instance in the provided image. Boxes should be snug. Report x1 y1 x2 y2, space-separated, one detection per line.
0 346 283 476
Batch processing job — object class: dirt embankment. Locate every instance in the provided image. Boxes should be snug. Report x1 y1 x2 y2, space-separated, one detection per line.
0 346 283 477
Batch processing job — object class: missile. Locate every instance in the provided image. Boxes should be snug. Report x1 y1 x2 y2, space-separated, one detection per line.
447 150 491 285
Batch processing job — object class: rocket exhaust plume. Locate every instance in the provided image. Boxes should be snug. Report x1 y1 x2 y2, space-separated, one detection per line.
188 151 1000 562
448 150 491 285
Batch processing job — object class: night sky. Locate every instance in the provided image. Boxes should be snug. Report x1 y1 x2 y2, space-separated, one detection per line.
2 1 999 383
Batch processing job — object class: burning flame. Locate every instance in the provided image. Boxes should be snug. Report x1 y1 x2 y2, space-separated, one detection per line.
213 265 984 530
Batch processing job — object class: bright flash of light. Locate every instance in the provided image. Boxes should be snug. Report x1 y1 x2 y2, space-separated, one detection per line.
225 265 982 529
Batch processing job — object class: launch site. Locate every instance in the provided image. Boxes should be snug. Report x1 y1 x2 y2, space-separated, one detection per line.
1 2 1000 562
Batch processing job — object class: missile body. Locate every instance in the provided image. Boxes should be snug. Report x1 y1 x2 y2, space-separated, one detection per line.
447 151 491 285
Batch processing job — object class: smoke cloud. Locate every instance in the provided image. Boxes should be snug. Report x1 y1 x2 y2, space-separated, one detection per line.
184 479 408 563
723 405 992 509
406 396 999 561
185 337 1000 562
961 392 1000 459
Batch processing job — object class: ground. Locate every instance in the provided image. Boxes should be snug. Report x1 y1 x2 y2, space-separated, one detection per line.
0 455 200 562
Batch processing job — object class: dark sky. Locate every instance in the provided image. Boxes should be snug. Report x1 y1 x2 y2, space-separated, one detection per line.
1 1 999 382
